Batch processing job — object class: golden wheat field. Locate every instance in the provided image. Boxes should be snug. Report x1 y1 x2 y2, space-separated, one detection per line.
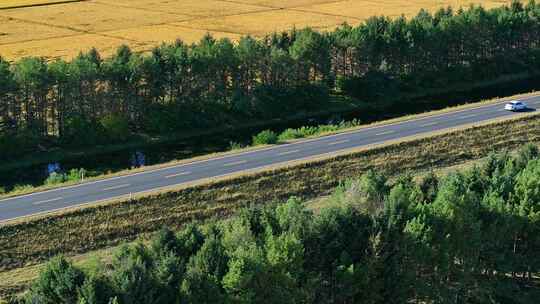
0 0 515 61
0 0 78 9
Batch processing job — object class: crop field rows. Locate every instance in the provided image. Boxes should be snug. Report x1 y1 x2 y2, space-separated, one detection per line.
0 0 513 60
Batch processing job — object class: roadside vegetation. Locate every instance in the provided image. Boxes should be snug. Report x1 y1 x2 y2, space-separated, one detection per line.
9 143 540 304
0 119 361 197
3 2 540 302
1 1 540 170
1 112 539 275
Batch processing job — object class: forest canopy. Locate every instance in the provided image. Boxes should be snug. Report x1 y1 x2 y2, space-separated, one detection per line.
1 1 540 158
20 144 540 304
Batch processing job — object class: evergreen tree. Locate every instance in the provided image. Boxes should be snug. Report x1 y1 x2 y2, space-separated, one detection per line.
24 256 85 304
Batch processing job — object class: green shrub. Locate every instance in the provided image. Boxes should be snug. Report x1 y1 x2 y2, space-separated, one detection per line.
313 125 338 134
278 129 306 141
45 172 67 185
252 83 329 118
44 168 87 186
229 141 245 151
0 129 40 159
12 184 34 192
338 119 361 129
297 126 319 137
24 256 85 304
61 116 103 147
100 114 130 142
66 168 87 182
277 120 361 143
252 130 278 146
21 149 540 304
338 71 400 102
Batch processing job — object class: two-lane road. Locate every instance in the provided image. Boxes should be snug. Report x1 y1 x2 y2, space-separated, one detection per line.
1 95 539 223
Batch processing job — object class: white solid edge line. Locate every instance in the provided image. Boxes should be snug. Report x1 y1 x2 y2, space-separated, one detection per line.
1 110 537 224
1 94 539 203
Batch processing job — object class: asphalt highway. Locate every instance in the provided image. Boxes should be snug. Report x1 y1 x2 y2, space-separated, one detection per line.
1 95 539 222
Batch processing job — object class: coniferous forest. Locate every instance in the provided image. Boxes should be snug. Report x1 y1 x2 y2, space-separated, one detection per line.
20 144 540 304
5 2 540 303
2 1 540 159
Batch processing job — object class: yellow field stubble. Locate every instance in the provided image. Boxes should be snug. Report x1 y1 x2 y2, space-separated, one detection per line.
0 33 144 60
0 0 517 61
174 9 359 36
301 0 514 19
0 0 79 9
0 15 78 44
231 0 342 8
96 0 271 17
105 24 243 48
0 1 190 32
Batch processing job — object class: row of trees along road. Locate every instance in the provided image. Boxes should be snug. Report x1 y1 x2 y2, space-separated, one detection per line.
20 144 540 304
2 1 540 158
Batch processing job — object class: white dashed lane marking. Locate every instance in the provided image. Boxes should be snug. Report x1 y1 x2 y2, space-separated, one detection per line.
165 172 191 179
420 122 438 127
278 150 301 156
328 139 350 146
223 160 248 167
103 184 130 191
33 197 63 205
375 130 395 136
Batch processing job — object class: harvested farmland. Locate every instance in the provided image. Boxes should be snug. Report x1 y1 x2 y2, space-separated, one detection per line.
0 0 81 9
1 112 539 273
0 0 516 60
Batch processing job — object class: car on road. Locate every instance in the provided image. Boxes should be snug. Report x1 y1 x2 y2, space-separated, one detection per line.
504 100 527 111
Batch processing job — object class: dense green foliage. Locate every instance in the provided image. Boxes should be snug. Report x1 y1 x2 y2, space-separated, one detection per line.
251 130 278 146
21 144 540 303
0 119 361 195
1 1 540 159
276 119 361 142
251 119 361 145
44 168 87 186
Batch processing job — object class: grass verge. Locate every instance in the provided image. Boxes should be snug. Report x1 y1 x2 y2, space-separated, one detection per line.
2 71 537 182
1 138 539 302
2 89 539 200
1 112 540 300
0 95 360 172
1 111 540 273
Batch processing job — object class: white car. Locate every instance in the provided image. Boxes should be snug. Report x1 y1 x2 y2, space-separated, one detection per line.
504 100 527 111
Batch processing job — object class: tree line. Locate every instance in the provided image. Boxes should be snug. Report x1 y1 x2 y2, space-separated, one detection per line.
18 144 540 304
1 1 540 158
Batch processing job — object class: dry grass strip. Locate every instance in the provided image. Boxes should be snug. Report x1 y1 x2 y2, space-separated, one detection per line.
1 112 539 273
